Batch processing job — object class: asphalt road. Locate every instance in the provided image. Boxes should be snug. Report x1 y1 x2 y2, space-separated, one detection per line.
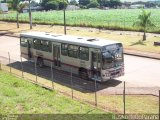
0 36 160 95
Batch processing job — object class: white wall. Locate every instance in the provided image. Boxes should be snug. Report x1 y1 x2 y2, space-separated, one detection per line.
0 3 8 12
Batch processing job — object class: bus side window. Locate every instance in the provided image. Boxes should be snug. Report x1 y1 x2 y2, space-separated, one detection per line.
33 39 40 50
20 37 28 47
61 43 68 56
68 44 79 58
41 40 48 52
79 47 89 61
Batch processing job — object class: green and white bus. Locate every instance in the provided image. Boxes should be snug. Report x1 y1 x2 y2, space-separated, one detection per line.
20 32 124 82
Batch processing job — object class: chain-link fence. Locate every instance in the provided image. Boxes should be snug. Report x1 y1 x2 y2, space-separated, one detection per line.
0 51 159 115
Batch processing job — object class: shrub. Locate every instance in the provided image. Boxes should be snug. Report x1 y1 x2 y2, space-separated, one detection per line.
45 1 59 10
87 1 100 8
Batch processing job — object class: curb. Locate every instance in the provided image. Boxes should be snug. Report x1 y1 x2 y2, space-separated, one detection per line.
124 49 160 60
1 33 160 60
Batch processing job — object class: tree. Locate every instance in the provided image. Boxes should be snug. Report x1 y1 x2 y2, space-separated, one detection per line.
109 0 121 8
87 0 99 8
12 0 27 28
133 9 155 41
69 0 77 5
59 0 68 10
41 0 68 10
45 1 59 10
97 0 121 8
79 0 90 6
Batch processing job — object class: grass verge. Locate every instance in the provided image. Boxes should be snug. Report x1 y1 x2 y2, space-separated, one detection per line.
1 65 159 114
0 70 116 120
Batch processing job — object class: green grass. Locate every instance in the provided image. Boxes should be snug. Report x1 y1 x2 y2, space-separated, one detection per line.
0 71 115 120
1 9 160 33
0 64 159 116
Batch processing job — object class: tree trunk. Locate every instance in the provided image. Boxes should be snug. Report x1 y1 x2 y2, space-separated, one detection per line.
143 31 146 41
29 0 32 29
16 13 19 28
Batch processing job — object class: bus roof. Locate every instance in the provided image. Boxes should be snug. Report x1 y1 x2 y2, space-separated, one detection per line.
20 32 121 48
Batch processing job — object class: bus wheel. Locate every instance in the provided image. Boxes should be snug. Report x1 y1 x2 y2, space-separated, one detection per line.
37 58 44 68
79 69 88 80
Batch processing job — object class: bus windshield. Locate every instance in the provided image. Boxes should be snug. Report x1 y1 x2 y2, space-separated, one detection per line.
102 43 123 69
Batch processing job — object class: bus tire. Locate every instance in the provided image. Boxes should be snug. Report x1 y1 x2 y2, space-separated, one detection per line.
37 57 44 68
79 69 88 80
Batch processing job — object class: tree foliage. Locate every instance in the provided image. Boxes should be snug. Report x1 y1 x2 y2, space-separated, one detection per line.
79 0 122 8
109 0 121 8
45 1 59 10
79 0 90 6
11 0 27 28
133 9 155 41
41 0 68 10
69 0 77 5
11 0 27 12
87 0 99 8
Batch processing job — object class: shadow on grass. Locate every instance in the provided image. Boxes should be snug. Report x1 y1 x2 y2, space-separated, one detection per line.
130 40 146 46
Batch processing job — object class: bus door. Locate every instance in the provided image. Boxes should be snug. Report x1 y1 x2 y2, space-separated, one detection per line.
91 52 96 77
91 51 100 78
53 45 61 67
27 39 32 59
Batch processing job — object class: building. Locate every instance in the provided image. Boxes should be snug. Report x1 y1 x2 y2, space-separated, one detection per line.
129 4 145 9
23 6 43 13
0 3 8 12
66 5 80 10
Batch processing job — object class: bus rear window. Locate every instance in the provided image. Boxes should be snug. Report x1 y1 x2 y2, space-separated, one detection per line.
20 37 28 47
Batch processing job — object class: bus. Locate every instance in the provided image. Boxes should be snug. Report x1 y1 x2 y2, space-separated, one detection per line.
20 32 124 82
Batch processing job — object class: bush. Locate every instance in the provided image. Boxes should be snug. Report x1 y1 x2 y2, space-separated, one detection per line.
87 1 100 8
41 0 68 10
59 1 68 10
45 1 59 10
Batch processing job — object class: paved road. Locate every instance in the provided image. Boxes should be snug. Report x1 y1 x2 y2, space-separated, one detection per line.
0 36 160 95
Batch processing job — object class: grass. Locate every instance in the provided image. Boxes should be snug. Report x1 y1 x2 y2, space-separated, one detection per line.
0 70 116 120
0 65 159 114
0 9 160 33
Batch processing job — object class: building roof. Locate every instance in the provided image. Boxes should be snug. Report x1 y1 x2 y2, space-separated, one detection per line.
20 32 120 49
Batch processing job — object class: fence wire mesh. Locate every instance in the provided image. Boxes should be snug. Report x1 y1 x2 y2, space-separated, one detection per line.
0 51 159 115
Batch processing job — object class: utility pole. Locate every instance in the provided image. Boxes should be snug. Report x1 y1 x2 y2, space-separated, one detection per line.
29 0 32 29
63 0 66 35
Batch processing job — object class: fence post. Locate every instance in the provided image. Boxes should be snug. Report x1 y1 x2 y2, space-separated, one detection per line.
70 67 73 99
34 58 38 83
94 79 97 106
95 51 99 107
0 60 1 70
123 81 126 115
20 56 24 78
8 52 11 73
51 62 54 89
159 90 160 120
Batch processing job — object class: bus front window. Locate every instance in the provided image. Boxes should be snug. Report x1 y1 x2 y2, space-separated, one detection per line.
102 44 123 70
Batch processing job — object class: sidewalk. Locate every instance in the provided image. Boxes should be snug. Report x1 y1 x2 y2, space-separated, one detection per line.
124 49 160 60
